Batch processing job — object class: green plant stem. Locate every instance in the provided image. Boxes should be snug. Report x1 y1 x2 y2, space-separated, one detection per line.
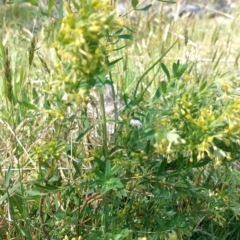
102 194 108 237
133 39 178 98
100 91 108 158
108 71 118 128
39 195 50 240
38 165 53 240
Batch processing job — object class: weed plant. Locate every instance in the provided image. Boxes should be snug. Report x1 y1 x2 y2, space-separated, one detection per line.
0 0 240 239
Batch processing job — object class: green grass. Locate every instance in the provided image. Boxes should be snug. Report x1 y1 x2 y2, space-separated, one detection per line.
1 1 240 239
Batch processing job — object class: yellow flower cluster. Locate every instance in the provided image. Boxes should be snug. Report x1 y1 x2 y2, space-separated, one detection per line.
154 138 169 155
195 107 215 130
45 109 65 123
32 140 65 163
55 0 123 81
222 97 240 134
172 97 192 121
154 131 186 161
153 91 240 166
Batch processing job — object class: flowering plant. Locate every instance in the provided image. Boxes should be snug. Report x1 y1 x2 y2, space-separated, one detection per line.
53 0 123 105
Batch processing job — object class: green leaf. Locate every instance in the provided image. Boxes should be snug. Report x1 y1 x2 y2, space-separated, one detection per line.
160 81 167 94
94 157 106 172
12 194 24 213
172 61 188 79
76 127 92 141
145 140 151 155
152 86 162 101
72 161 81 178
199 80 208 92
101 178 124 194
142 128 156 141
108 178 124 188
115 229 132 240
131 0 139 8
18 100 38 110
110 164 121 176
26 8 49 16
20 0 38 6
172 61 179 78
133 128 139 141
115 28 124 35
25 190 46 196
177 63 188 78
108 57 123 67
118 34 133 40
193 159 211 168
19 65 26 92
105 160 111 179
161 63 170 81
0 40 6 62
136 4 152 11
47 0 54 15
0 182 21 204
157 158 167 175
58 0 64 18
34 183 60 191
5 165 12 188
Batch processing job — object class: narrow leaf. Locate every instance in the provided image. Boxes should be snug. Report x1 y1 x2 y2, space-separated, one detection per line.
157 158 167 175
199 81 208 92
110 165 121 176
172 61 179 78
136 4 152 11
25 190 46 196
34 183 59 191
76 127 92 141
5 165 12 188
152 87 161 101
0 182 21 204
105 160 111 179
160 81 167 93
177 63 188 78
18 100 38 110
161 63 170 81
108 57 123 67
48 0 54 15
118 34 133 40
